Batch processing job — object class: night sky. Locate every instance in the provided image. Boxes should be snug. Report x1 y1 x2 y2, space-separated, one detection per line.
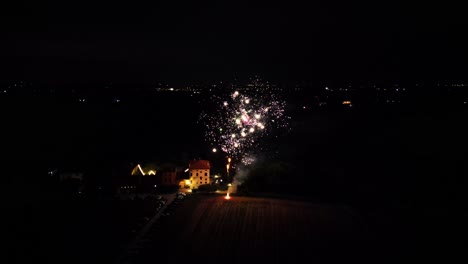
3 3 468 263
1 1 467 84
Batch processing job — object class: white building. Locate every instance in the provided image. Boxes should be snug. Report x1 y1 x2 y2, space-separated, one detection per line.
188 160 211 189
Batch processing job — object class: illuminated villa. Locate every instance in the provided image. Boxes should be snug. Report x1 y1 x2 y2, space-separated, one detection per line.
188 160 211 189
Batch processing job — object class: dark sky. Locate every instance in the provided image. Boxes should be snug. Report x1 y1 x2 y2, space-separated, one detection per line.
1 1 467 84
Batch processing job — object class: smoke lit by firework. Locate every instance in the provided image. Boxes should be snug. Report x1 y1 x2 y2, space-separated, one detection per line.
199 87 290 164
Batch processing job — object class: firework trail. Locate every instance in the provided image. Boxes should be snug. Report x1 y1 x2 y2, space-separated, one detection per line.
199 86 290 165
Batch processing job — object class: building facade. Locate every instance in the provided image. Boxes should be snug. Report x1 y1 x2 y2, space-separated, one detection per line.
188 160 211 189
160 170 178 186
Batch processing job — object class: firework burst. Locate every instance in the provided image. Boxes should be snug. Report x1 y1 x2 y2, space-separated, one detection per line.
199 85 290 164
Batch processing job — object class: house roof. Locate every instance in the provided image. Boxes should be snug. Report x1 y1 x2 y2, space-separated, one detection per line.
189 160 211 169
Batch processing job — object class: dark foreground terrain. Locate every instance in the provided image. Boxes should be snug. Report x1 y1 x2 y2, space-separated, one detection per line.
119 194 373 264
3 87 468 263
120 193 468 264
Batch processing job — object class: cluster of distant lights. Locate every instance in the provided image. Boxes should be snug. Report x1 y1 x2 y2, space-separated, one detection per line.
200 89 289 164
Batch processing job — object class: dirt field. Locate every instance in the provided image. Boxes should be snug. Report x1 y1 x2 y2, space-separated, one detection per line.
131 194 373 264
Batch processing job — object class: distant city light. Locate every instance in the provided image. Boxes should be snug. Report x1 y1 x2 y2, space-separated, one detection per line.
212 148 217 153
